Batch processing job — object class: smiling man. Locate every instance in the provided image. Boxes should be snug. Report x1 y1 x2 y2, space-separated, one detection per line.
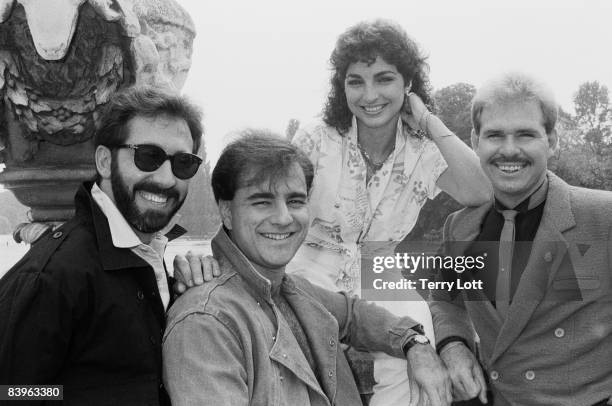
162 132 452 406
0 86 203 405
428 72 612 406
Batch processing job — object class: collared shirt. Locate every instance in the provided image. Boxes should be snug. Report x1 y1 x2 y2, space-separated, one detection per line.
466 188 546 302
91 183 172 310
291 117 447 294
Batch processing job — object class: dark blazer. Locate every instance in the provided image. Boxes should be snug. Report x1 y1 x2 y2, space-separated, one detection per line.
429 172 612 406
0 182 184 405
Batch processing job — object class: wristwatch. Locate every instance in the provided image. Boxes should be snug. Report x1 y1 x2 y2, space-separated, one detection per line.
403 334 431 356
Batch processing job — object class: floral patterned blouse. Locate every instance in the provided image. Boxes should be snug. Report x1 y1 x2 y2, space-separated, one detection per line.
290 116 448 294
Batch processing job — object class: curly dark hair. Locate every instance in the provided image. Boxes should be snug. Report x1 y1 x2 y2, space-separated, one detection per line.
323 19 433 134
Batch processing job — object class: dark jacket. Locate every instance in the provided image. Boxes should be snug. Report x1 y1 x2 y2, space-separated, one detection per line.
0 182 184 405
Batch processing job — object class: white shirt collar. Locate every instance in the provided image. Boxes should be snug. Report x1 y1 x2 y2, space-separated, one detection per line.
90 183 179 248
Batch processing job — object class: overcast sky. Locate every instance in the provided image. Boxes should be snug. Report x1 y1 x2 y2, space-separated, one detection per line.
177 0 612 164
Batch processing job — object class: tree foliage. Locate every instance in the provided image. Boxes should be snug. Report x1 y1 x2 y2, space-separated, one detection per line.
572 81 611 154
551 81 612 191
433 83 476 143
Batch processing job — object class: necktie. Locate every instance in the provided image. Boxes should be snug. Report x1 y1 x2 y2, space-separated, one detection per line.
496 209 518 318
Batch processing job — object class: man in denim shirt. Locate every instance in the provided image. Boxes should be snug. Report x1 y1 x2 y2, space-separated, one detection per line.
163 131 452 406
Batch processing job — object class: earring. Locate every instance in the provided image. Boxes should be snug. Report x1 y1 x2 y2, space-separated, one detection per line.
403 80 413 114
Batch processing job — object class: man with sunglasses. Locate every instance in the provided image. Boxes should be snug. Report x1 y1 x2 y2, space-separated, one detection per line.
0 86 203 405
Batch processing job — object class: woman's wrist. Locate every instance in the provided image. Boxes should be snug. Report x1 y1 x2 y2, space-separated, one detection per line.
423 114 455 140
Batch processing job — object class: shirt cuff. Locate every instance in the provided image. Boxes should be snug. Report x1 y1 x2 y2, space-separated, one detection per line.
395 323 425 357
436 336 471 354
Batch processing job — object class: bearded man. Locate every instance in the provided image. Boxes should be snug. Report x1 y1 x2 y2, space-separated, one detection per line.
0 86 203 405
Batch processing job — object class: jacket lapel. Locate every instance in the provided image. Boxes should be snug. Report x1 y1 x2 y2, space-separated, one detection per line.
449 203 491 243
449 203 503 327
489 173 575 363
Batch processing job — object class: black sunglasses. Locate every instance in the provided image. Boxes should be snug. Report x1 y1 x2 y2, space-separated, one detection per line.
115 144 202 180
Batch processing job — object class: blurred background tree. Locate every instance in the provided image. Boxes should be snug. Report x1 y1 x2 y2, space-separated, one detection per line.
551 80 612 191
433 83 476 143
573 81 611 154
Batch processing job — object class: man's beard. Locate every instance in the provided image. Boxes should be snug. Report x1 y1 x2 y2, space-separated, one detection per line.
110 160 186 234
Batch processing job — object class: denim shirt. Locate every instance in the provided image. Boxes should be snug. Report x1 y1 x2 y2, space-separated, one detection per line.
163 228 421 406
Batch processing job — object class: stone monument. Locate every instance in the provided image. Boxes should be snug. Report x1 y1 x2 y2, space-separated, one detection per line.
0 0 195 242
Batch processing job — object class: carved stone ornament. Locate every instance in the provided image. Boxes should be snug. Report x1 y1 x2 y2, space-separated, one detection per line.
0 0 195 242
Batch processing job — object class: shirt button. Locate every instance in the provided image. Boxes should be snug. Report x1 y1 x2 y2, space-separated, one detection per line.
52 231 63 239
282 353 287 358
490 371 499 381
329 338 336 347
525 370 535 381
334 203 340 209
554 328 565 338
544 252 553 262
137 290 144 300
272 335 276 341
279 375 284 381
328 371 334 378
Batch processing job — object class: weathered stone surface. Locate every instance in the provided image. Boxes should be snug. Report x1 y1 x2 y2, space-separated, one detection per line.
0 0 195 237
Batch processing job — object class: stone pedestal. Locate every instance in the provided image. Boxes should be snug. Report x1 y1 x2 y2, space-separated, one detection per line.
0 166 95 221
0 0 195 241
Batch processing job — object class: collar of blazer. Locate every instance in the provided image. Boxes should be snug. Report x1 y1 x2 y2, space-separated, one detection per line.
448 171 575 242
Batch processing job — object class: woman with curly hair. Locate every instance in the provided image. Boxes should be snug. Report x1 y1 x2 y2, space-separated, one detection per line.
290 19 490 405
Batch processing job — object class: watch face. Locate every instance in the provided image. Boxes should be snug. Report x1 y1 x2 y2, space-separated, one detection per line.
403 334 431 356
414 335 430 345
